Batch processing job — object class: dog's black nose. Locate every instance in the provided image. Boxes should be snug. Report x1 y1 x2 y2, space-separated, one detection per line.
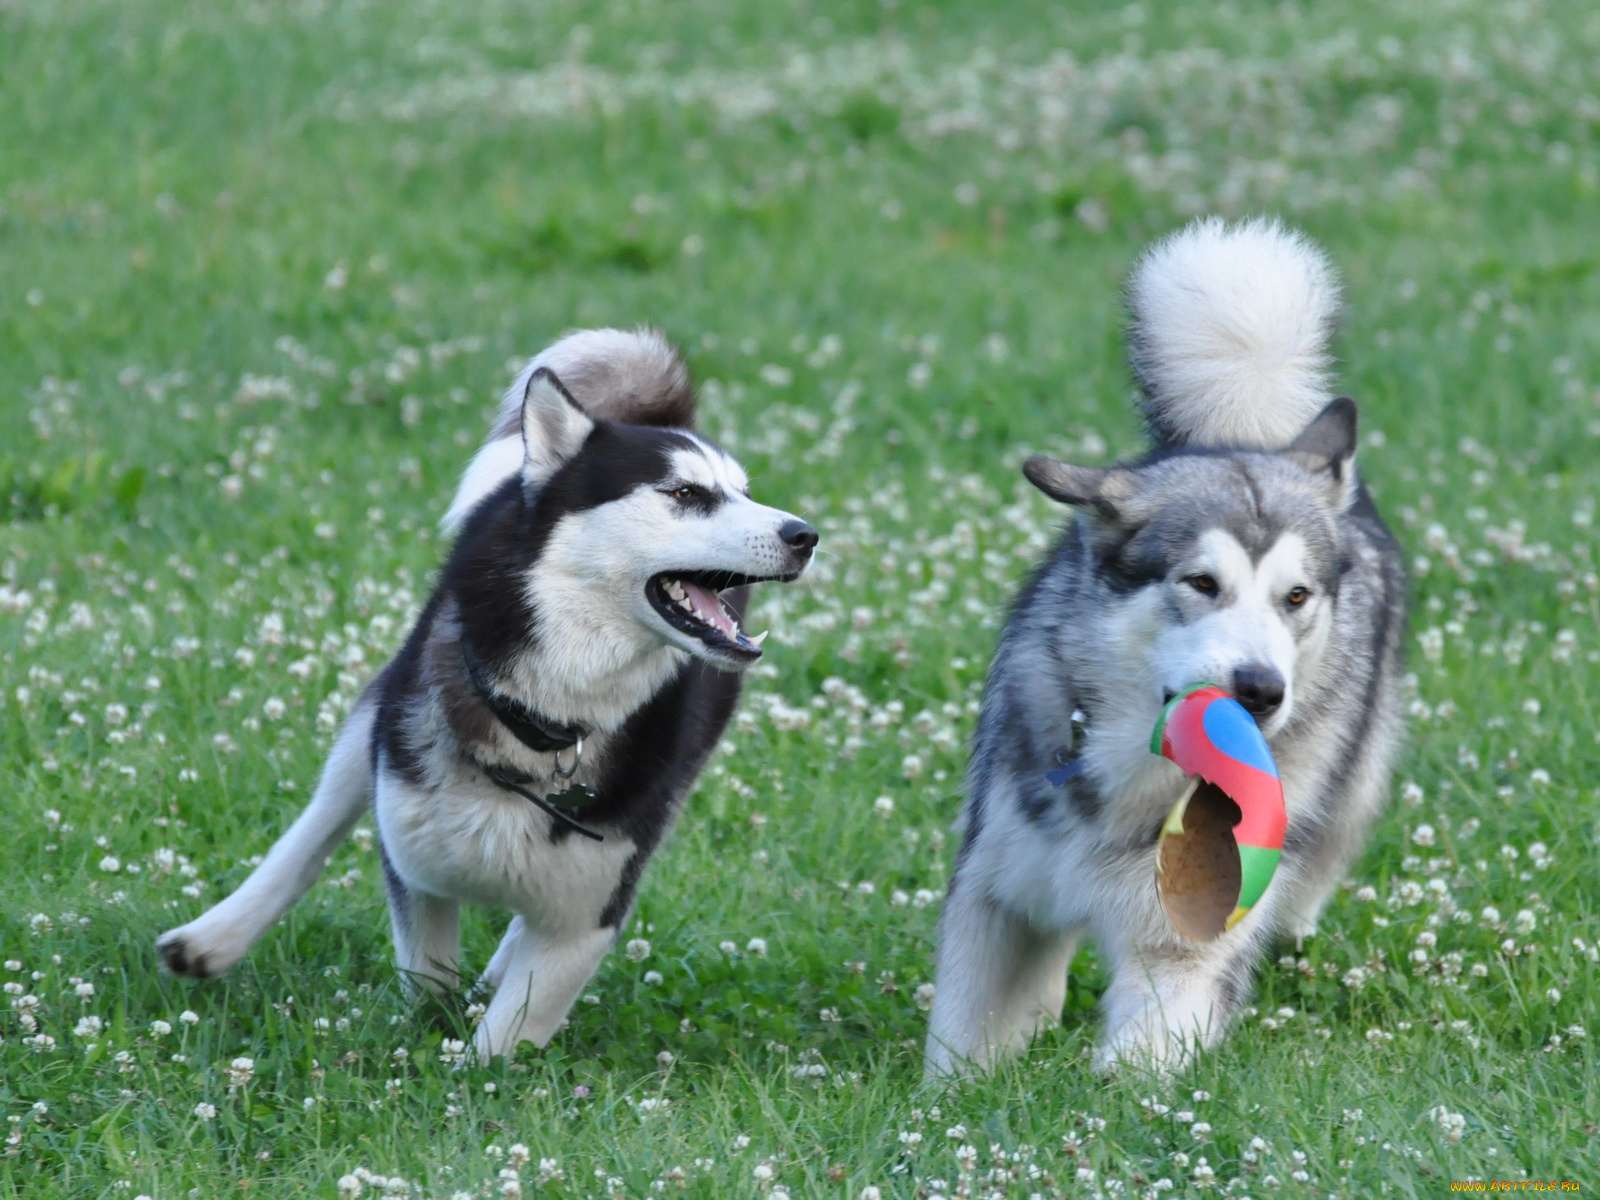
780 519 818 554
1232 663 1286 719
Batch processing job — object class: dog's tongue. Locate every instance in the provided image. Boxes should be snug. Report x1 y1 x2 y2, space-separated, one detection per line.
683 581 736 638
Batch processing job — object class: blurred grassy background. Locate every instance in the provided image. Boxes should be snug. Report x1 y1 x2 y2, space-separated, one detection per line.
2 1 1598 1196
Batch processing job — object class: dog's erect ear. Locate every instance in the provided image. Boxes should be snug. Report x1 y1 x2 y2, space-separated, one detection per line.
521 368 596 479
1023 456 1140 520
1286 396 1358 508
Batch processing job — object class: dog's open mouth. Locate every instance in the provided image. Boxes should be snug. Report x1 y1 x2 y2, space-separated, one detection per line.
647 570 784 662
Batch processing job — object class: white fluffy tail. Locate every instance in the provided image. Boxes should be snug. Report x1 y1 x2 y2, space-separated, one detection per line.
1127 217 1341 450
442 327 692 531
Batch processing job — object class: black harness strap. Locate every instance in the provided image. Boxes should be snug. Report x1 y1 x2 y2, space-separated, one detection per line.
483 765 605 843
461 641 604 841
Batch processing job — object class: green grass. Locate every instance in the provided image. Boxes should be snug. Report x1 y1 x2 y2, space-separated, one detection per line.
4 0 1600 1195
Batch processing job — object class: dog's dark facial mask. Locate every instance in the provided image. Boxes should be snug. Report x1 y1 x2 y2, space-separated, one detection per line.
1022 399 1360 730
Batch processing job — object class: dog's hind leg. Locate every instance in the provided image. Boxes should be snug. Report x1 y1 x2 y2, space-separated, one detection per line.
157 701 376 978
925 880 1078 1078
385 850 461 997
472 922 614 1059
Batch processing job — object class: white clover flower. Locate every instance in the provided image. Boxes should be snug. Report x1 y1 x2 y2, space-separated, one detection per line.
98 856 121 873
263 697 286 721
1429 1107 1466 1143
624 938 651 962
438 1039 466 1066
745 937 768 956
195 1102 218 1120
914 983 936 1011
872 796 895 818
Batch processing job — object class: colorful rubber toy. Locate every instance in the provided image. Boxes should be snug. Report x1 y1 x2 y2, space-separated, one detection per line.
1150 683 1287 941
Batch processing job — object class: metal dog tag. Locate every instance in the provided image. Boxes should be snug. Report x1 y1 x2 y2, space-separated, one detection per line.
1045 709 1089 787
544 782 597 810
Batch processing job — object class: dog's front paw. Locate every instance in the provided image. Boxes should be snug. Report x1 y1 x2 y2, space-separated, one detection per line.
1094 1017 1202 1078
1284 915 1319 950
471 1022 515 1064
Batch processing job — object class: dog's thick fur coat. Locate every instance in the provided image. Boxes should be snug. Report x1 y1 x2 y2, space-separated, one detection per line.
926 219 1407 1075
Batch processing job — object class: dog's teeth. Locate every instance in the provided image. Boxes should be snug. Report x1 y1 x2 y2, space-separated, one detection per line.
749 630 769 646
665 580 686 600
677 596 694 612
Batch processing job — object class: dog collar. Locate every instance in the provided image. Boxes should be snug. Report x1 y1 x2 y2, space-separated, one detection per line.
1045 707 1090 787
461 641 589 755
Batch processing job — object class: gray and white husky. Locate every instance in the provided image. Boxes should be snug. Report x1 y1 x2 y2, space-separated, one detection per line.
925 219 1407 1076
158 328 817 1057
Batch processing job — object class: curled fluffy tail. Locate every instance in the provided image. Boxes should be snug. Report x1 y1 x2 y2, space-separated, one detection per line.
1127 217 1341 450
443 327 693 531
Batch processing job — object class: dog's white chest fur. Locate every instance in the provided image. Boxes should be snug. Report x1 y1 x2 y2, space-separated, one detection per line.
377 768 635 930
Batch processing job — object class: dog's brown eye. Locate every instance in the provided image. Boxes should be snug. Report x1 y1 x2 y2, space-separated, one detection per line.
1286 586 1311 606
1185 574 1219 596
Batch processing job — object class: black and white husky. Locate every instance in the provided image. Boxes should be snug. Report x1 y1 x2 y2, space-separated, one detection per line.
926 219 1407 1075
158 328 817 1057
